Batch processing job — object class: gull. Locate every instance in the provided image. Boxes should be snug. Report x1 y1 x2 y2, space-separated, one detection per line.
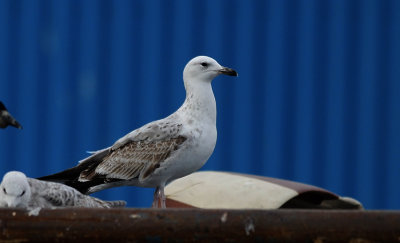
0 101 22 129
0 171 126 209
38 56 238 208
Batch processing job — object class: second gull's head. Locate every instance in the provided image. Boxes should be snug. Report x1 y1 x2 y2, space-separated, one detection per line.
0 171 31 208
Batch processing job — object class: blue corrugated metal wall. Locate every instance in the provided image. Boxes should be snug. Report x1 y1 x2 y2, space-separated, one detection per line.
0 0 399 209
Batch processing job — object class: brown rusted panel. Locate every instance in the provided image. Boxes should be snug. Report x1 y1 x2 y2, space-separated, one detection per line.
0 208 399 242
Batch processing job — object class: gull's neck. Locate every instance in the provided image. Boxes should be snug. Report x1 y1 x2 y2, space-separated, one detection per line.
177 79 216 124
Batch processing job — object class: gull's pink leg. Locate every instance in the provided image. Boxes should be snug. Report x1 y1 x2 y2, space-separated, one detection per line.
159 185 166 208
152 185 166 208
152 187 160 208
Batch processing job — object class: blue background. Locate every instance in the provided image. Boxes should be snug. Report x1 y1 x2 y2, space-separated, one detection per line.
0 0 399 209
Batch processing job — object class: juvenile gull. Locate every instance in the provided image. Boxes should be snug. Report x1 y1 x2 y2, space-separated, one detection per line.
0 101 22 129
0 171 126 209
38 56 238 208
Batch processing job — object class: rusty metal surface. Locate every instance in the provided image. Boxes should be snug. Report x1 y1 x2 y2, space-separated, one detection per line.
0 208 398 242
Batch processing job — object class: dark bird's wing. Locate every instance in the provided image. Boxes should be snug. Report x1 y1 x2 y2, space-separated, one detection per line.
0 102 6 111
0 101 23 129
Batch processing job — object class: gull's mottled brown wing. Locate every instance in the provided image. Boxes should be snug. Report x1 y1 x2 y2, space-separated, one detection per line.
80 136 187 182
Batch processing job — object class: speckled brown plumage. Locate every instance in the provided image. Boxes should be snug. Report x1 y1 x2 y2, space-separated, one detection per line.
80 136 187 181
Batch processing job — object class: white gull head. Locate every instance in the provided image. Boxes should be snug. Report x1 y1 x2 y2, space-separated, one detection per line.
0 171 31 208
183 56 238 87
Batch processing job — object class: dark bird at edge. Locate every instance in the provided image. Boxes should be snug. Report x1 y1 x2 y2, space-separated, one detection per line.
0 102 23 129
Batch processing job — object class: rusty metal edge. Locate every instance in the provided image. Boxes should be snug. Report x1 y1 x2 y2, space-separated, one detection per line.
0 208 399 242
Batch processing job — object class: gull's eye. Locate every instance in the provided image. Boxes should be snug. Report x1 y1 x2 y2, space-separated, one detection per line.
19 190 25 197
201 62 208 67
3 188 6 194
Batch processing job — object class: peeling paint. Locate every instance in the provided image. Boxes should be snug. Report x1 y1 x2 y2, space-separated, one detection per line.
244 217 255 236
220 212 228 223
129 214 142 219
